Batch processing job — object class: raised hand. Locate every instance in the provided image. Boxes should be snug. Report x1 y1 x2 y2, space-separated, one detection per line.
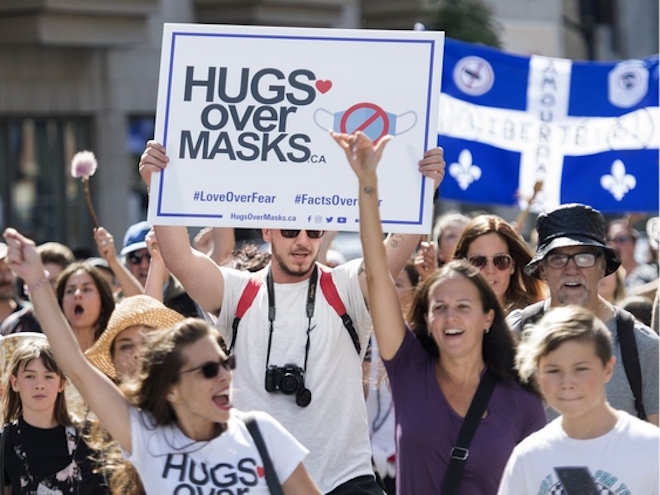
331 131 391 180
138 140 169 190
3 228 45 287
94 226 117 261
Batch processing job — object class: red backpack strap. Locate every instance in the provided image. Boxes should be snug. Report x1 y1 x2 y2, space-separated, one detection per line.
319 266 361 354
229 277 263 354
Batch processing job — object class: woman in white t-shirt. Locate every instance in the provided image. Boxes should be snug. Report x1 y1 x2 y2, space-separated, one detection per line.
498 305 659 495
3 227 321 495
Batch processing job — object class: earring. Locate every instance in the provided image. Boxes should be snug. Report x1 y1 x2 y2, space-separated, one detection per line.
484 327 490 334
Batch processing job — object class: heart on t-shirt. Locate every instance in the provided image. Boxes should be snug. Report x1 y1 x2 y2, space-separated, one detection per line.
257 466 265 478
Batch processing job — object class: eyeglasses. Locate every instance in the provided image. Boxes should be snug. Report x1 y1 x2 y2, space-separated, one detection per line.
545 252 601 269
280 230 324 239
607 235 632 244
467 254 513 271
127 251 151 265
179 355 236 379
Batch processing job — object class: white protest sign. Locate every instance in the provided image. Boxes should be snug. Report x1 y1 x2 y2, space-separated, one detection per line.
148 23 444 234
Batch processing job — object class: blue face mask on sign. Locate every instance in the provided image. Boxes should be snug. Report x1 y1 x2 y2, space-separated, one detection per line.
314 103 417 142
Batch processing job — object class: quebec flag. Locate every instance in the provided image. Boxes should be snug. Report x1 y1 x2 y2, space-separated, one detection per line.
437 38 659 213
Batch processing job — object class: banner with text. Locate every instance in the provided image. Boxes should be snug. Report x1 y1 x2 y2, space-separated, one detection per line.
438 38 659 213
148 23 444 233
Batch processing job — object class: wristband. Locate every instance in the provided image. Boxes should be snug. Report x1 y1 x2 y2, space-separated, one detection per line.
24 270 50 294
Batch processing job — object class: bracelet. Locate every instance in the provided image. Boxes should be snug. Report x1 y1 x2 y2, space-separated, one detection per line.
24 270 50 295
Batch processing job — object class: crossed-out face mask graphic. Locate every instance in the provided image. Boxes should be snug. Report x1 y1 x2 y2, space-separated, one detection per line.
314 102 417 142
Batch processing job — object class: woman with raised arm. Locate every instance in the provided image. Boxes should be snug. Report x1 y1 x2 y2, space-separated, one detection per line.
332 131 546 495
3 228 321 495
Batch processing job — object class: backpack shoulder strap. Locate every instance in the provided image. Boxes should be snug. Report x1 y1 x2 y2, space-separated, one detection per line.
318 266 361 354
616 309 646 420
243 413 284 495
519 300 547 330
229 277 263 355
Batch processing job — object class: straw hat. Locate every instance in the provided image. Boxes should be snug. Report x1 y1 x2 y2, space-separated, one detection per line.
85 295 185 379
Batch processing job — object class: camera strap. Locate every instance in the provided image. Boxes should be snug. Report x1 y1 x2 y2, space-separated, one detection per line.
264 264 318 376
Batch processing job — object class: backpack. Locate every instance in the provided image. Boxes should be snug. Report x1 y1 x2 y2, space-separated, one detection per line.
519 302 646 420
228 264 361 355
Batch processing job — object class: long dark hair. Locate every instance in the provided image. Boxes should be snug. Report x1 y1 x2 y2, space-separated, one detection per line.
3 338 71 426
56 262 115 340
453 215 544 313
407 260 527 386
126 318 221 426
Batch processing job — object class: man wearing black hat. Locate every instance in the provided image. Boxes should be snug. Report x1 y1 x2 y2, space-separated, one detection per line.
508 203 659 425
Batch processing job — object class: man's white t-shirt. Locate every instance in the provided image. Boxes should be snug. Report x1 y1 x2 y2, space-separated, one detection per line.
498 411 659 495
216 259 374 493
125 408 308 494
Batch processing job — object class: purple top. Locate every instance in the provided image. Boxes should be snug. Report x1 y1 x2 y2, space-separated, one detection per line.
383 328 546 495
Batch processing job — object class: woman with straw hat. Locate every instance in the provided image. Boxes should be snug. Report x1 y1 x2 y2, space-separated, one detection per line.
85 295 185 381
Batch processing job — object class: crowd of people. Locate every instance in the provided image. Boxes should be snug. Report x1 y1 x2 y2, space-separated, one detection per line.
0 132 656 494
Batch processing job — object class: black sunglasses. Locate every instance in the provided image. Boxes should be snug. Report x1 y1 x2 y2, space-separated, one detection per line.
127 251 151 265
280 230 324 239
179 355 236 379
467 254 513 271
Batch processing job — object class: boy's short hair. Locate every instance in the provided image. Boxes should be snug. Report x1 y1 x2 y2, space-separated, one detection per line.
37 242 75 269
516 305 612 383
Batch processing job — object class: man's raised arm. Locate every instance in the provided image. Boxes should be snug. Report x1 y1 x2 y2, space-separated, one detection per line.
139 141 225 315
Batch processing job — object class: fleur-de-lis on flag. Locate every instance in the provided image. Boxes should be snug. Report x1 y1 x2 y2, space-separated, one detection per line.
449 149 482 190
600 159 637 201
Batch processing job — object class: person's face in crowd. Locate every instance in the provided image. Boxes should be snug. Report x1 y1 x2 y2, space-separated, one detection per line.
607 223 635 265
597 271 618 304
395 270 416 313
126 248 151 287
264 229 324 280
0 258 16 301
112 325 151 380
43 262 65 290
10 357 64 415
540 246 605 311
437 222 464 264
425 273 494 360
167 334 233 438
537 339 614 420
465 232 513 304
61 269 103 331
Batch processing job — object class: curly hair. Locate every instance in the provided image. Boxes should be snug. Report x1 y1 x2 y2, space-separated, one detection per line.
453 214 545 313
406 260 533 391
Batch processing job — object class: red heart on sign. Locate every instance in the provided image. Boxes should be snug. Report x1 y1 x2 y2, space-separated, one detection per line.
257 466 265 478
315 80 332 94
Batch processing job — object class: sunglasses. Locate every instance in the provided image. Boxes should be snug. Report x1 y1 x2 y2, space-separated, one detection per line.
545 252 601 269
607 235 632 244
127 251 151 265
179 355 236 379
280 230 324 239
467 254 513 271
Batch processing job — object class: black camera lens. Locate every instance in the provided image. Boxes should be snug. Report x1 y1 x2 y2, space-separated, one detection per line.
279 373 300 395
296 388 312 407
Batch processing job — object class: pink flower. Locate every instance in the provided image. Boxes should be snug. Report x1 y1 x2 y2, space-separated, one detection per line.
70 150 98 179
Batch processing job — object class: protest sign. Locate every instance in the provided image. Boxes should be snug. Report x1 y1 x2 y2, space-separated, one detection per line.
148 23 444 233
438 38 659 213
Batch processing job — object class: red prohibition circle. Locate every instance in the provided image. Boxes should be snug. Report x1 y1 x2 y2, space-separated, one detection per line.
339 102 390 142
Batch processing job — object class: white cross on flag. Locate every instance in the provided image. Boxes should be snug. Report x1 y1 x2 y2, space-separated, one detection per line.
437 38 659 213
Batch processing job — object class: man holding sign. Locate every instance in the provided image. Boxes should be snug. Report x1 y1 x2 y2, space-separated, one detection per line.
139 139 444 493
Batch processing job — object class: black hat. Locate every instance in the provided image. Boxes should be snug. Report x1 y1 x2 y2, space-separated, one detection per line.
525 203 621 279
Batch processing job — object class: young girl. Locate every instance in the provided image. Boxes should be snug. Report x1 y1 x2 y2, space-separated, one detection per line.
2 335 105 494
498 305 659 494
3 228 321 495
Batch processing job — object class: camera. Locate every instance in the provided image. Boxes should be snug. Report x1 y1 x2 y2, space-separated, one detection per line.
265 364 312 407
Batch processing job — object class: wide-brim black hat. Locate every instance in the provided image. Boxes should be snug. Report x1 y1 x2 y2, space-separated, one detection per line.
525 203 621 279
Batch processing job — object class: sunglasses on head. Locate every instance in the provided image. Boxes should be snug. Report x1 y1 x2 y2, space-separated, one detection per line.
280 230 324 239
179 355 236 379
467 254 513 271
127 251 151 265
